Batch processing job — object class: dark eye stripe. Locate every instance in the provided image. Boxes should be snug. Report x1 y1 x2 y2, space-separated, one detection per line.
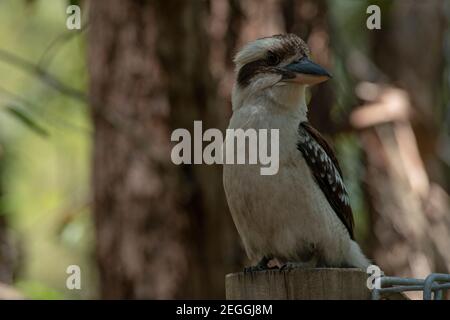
267 51 280 65
236 59 269 87
236 48 288 87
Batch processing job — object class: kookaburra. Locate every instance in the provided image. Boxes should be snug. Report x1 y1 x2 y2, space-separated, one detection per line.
223 34 370 271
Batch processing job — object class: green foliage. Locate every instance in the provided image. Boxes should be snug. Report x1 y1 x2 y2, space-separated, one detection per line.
5 105 49 137
0 0 94 299
16 280 64 300
68 0 80 7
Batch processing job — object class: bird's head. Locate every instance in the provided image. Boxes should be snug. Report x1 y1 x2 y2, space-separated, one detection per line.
232 34 331 111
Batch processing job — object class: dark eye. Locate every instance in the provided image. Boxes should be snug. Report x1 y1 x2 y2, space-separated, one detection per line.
267 51 280 65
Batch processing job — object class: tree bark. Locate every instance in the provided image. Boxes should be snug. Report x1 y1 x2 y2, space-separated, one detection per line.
0 148 18 285
88 0 250 299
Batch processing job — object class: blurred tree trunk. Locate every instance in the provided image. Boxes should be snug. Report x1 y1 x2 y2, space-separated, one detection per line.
0 149 18 286
362 0 450 283
88 0 244 299
372 0 447 184
0 216 15 284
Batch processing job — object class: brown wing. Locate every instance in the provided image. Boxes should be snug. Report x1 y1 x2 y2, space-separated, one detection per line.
297 122 355 239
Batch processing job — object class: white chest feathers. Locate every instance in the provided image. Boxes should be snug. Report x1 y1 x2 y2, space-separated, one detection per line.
223 103 369 269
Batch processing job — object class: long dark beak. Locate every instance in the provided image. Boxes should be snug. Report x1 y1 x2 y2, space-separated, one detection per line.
281 57 332 85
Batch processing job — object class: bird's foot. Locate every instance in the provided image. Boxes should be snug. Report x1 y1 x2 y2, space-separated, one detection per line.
279 248 320 271
279 261 312 271
244 265 268 273
280 256 319 270
243 256 273 273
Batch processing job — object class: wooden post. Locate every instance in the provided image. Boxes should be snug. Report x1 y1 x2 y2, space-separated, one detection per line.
226 268 371 300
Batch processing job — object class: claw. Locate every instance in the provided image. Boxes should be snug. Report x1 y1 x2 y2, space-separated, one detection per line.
244 265 267 273
280 262 305 271
280 253 319 270
243 256 271 273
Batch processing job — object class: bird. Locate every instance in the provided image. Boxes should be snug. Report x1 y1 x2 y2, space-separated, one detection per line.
223 34 370 271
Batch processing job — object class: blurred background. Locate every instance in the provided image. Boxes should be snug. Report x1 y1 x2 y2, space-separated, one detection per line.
0 0 448 299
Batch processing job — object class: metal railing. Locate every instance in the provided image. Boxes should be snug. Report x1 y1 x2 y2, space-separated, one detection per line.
372 273 450 300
